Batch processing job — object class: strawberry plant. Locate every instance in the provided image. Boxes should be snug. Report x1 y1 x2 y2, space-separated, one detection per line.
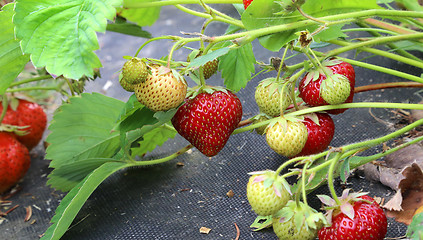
1 0 423 239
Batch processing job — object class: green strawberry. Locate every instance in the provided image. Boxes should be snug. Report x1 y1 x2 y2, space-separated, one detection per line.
121 57 149 85
255 78 292 117
252 114 271 135
265 117 308 157
273 201 326 240
246 170 291 216
202 59 219 80
320 75 351 105
134 65 187 112
119 75 135 92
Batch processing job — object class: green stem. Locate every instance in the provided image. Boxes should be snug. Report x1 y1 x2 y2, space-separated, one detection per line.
328 37 423 69
174 4 244 28
343 118 423 152
132 144 194 166
234 102 423 135
292 46 423 83
354 22 422 62
327 152 342 205
301 162 310 205
349 135 423 170
124 0 242 8
0 95 8 124
342 27 399 36
135 36 180 57
9 75 53 87
6 86 59 93
338 57 423 83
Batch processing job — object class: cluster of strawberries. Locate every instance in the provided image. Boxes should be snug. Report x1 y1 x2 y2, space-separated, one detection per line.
0 98 47 194
119 55 388 240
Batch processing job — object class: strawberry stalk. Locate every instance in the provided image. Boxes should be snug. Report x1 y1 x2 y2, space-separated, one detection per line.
132 144 194 167
326 152 343 205
0 95 8 124
8 75 53 87
327 37 423 69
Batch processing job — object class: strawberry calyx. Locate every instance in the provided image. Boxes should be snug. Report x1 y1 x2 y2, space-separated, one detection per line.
185 85 228 100
247 170 292 197
267 115 305 134
317 188 369 225
251 113 272 135
0 124 29 136
273 200 327 233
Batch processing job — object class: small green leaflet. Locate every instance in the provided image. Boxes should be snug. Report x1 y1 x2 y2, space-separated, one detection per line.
131 125 177 157
187 48 230 69
0 3 30 94
407 211 423 240
47 158 120 191
14 0 122 80
241 0 380 51
41 161 130 240
219 43 256 92
106 17 152 38
46 93 124 189
117 0 161 27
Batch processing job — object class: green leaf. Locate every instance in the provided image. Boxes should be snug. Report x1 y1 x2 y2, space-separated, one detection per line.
187 47 230 69
395 0 423 11
339 157 351 183
46 93 124 170
41 161 129 240
106 17 152 38
117 0 161 27
14 0 122 80
241 0 380 51
219 43 256 92
0 3 30 94
47 158 120 191
131 125 177 157
124 108 178 145
407 211 423 240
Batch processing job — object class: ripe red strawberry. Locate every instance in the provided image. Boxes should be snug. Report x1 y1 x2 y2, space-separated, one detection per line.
0 98 47 150
317 190 388 240
299 58 355 114
134 65 187 112
243 0 253 9
273 201 326 240
171 89 242 157
246 170 291 216
202 59 219 80
0 132 30 194
294 112 335 157
266 117 308 157
255 78 292 117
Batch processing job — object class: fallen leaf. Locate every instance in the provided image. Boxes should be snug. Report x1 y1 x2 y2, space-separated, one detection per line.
385 163 423 225
199 226 211 234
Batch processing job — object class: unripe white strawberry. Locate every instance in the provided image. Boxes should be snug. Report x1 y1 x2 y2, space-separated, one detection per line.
134 65 187 112
246 170 291 216
266 118 308 157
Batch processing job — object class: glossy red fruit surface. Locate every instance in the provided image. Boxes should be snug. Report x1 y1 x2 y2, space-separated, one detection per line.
318 195 387 240
171 90 242 157
299 59 355 114
0 99 47 150
0 132 30 194
295 112 335 157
